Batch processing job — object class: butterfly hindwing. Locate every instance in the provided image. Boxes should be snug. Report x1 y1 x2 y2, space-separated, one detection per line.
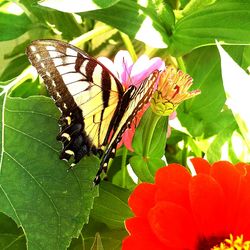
26 39 124 162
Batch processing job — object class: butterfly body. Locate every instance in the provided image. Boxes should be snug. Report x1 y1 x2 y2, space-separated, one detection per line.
26 40 159 184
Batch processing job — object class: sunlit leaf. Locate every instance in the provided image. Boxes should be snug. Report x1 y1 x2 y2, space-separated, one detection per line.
0 13 31 41
79 0 169 48
178 46 225 136
0 55 30 81
91 182 132 229
169 1 250 56
39 0 120 12
217 41 250 151
0 95 99 250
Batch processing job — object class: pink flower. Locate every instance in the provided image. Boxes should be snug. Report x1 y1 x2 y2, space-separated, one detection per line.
98 51 165 151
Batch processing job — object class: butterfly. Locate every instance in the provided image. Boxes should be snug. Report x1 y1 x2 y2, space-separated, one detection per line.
26 39 159 184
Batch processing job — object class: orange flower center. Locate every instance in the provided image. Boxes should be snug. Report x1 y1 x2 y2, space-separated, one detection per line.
211 234 250 249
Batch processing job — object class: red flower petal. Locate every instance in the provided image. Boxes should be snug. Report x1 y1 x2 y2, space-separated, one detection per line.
210 161 242 227
122 235 166 250
124 217 166 250
128 183 157 217
189 174 227 237
190 158 211 174
235 194 250 239
235 162 250 175
155 164 191 210
148 201 197 248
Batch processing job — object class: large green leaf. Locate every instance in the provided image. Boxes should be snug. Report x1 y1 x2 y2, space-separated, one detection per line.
129 155 165 183
0 13 31 41
133 107 168 158
130 108 167 182
69 218 127 250
179 44 250 138
178 46 225 136
80 0 170 48
0 95 99 250
169 1 250 56
18 0 85 41
91 181 132 229
0 55 30 82
207 121 237 163
217 42 250 152
0 212 26 249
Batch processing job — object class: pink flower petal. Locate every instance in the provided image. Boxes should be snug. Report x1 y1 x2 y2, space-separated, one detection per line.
131 56 165 87
114 50 133 87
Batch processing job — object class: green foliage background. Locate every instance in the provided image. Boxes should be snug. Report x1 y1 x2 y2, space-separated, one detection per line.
0 0 250 249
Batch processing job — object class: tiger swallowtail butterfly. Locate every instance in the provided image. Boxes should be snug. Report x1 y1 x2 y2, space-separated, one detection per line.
26 39 159 184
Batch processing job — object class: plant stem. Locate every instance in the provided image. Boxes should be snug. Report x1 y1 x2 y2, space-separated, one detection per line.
181 136 188 166
176 56 186 72
121 147 128 188
119 32 137 61
143 110 161 157
71 25 113 47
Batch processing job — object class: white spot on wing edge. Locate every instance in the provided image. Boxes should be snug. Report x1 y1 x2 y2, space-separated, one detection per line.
30 45 36 52
45 71 51 77
66 47 77 57
46 45 56 51
35 53 41 61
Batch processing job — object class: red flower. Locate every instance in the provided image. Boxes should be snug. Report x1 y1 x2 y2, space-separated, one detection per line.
122 158 250 250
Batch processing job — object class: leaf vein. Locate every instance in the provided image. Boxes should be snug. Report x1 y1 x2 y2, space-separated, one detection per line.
5 124 58 153
5 151 62 246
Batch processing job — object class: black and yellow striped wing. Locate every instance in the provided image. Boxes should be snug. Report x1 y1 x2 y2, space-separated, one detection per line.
26 40 124 161
95 70 159 183
26 39 159 184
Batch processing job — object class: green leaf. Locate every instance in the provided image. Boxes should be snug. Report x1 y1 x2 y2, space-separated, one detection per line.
207 121 237 162
149 0 175 33
181 0 217 16
148 115 168 158
18 0 85 40
0 95 99 250
169 1 250 56
90 233 104 250
0 55 30 82
10 78 47 98
178 46 225 136
80 0 169 48
39 0 120 12
0 212 26 249
0 13 31 41
217 42 250 152
129 156 154 183
69 218 127 250
131 108 167 182
133 108 168 158
203 110 236 138
91 182 132 229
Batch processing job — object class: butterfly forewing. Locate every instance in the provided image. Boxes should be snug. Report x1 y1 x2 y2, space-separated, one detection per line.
94 70 159 184
26 40 124 162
